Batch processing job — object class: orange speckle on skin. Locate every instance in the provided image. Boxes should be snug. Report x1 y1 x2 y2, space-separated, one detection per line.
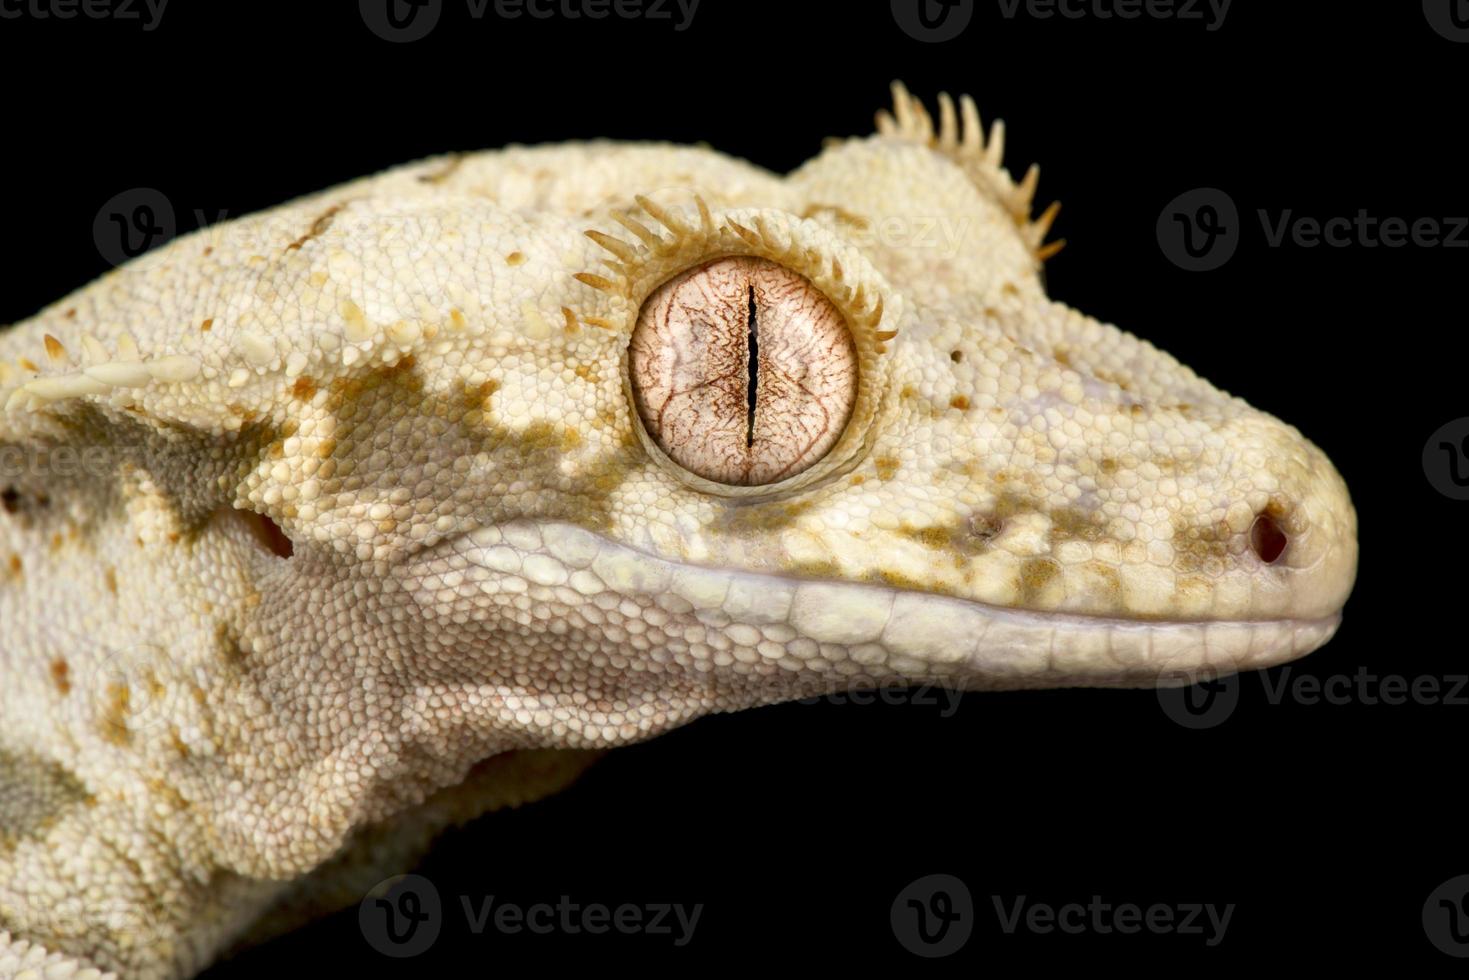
505 251 526 266
50 658 70 695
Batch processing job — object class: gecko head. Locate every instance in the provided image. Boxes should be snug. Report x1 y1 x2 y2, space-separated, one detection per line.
0 85 1358 882
190 87 1353 764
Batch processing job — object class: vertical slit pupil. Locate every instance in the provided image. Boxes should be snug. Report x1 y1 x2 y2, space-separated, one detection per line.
745 285 758 448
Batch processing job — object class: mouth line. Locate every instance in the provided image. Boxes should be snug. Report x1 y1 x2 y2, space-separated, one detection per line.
444 521 1345 685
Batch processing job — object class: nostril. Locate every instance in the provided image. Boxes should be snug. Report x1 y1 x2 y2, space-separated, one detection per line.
1250 513 1288 564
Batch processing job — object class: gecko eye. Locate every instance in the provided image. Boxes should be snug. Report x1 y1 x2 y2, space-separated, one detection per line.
628 256 859 486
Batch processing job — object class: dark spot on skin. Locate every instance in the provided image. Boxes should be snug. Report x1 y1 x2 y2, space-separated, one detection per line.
1 487 18 514
216 622 248 665
105 567 118 595
291 377 317 401
200 318 214 332
1099 458 1118 474
50 658 70 695
8 554 21 576
949 395 970 410
64 308 76 319
874 457 900 480
950 350 963 363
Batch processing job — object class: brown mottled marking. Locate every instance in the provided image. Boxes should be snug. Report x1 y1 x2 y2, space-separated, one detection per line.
800 203 871 230
101 683 131 745
105 567 118 595
1019 557 1063 604
50 658 70 695
43 335 66 362
286 202 348 252
950 395 970 410
8 554 21 576
874 457 899 480
1 487 19 514
63 307 76 319
505 251 526 266
291 376 317 400
950 350 963 363
462 379 500 411
417 153 464 184
200 318 214 332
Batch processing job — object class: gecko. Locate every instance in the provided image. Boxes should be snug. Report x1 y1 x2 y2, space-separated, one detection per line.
0 83 1357 978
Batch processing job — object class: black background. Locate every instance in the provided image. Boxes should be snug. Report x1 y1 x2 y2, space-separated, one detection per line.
0 0 1462 972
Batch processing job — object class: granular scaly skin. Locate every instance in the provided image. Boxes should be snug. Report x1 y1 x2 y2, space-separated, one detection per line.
0 85 1356 978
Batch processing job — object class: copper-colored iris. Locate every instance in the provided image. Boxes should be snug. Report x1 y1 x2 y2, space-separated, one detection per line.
629 257 858 486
